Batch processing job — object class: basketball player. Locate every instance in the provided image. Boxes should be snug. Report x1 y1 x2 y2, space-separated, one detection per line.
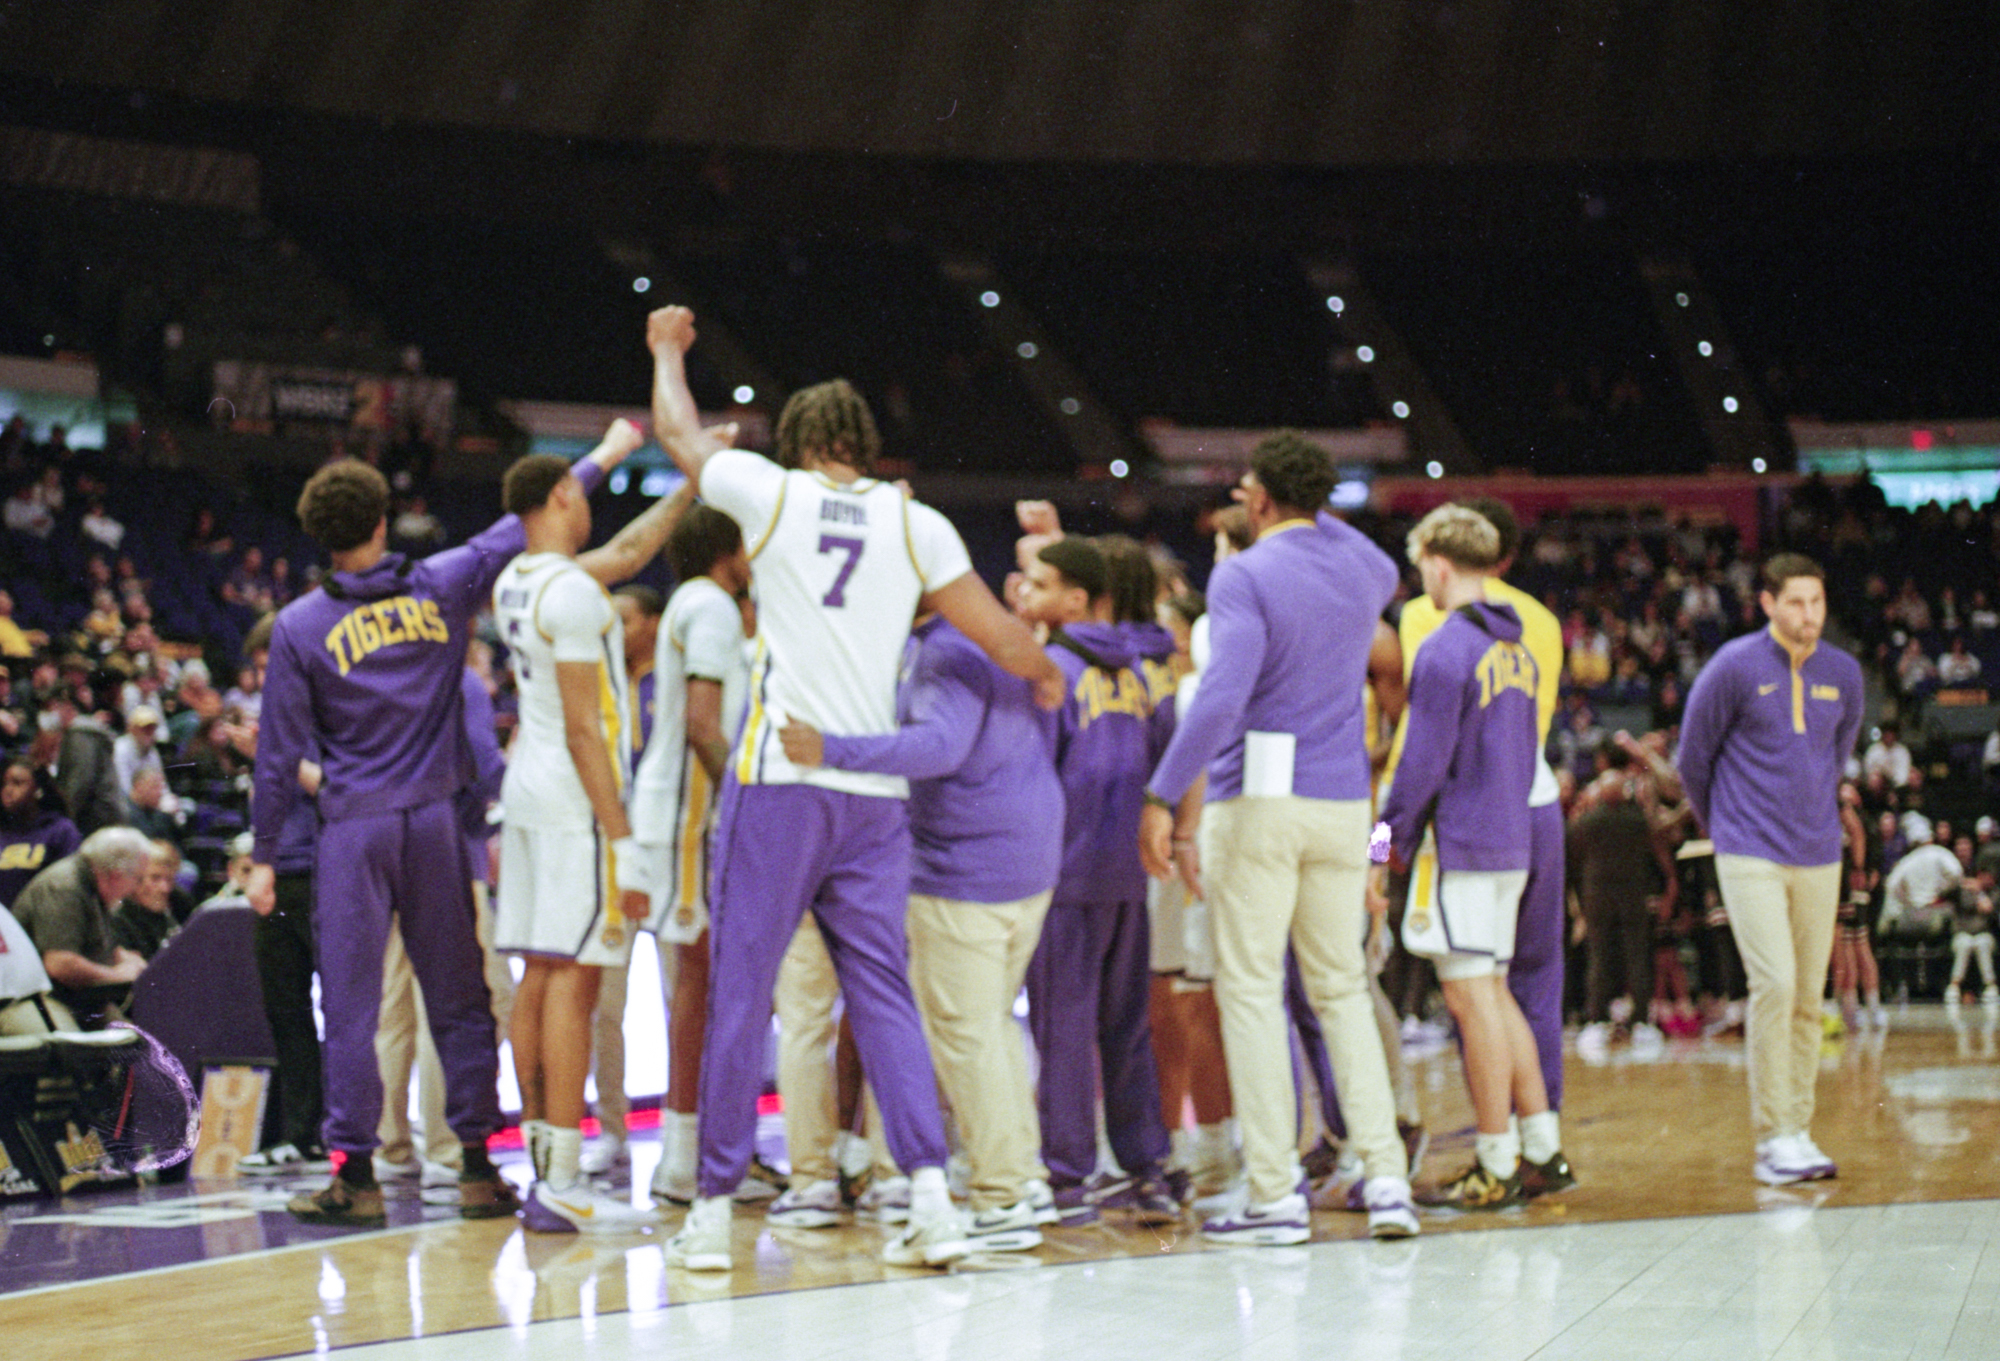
1015 536 1178 1222
644 304 1061 1272
580 582 665 1177
249 421 644 1227
627 503 752 1204
1676 553 1863 1185
1378 505 1565 1210
493 452 682 1232
1139 432 1417 1243
1383 497 1570 1190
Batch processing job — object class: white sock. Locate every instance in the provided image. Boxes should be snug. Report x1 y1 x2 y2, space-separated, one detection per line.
1474 1128 1520 1179
522 1119 551 1181
547 1126 583 1191
910 1165 952 1219
664 1111 698 1180
1520 1111 1561 1165
1168 1125 1191 1168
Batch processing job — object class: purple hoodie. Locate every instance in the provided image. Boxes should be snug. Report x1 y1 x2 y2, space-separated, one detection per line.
821 617 1063 903
1047 620 1172 907
1380 600 1540 872
251 461 604 866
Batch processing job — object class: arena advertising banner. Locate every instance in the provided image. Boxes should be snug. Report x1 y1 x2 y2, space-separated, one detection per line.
210 361 456 440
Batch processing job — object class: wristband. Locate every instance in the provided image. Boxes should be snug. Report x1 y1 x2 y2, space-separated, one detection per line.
1368 821 1393 865
573 456 607 497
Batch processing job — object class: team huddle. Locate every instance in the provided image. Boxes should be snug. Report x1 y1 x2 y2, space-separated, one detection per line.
249 304 1857 1269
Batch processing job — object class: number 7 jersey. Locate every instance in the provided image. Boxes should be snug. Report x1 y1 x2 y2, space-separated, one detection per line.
698 449 973 797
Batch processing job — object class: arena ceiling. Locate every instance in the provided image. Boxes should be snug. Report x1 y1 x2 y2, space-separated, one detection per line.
0 0 1990 168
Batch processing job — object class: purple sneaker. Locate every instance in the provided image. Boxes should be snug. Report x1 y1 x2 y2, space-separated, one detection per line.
519 1182 580 1234
1049 1181 1101 1226
1201 1190 1310 1246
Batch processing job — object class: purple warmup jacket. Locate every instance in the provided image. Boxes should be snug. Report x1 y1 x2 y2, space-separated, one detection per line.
1150 512 1397 807
249 487 580 862
1379 600 1540 872
821 617 1062 904
0 810 80 909
1045 620 1174 908
1676 627 1864 867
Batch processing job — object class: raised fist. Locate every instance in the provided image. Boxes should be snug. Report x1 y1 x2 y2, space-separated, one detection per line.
647 305 697 355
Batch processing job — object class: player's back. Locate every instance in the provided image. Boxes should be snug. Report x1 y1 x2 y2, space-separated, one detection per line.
698 452 972 797
493 552 629 829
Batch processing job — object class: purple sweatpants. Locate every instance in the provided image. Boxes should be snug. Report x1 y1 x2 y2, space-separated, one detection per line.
314 800 501 1156
1023 899 1170 1186
698 777 950 1198
1508 799 1567 1111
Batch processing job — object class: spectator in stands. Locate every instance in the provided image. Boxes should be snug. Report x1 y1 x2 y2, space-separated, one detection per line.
1887 578 1933 633
0 671 27 748
5 477 53 539
1895 637 1939 700
1968 589 1998 633
6 825 151 1027
1937 636 1982 689
81 590 123 654
1985 719 2000 798
111 705 170 812
223 663 262 722
187 505 233 558
0 590 48 660
50 694 122 836
1863 723 1915 790
391 495 446 551
1565 610 1612 692
0 756 79 908
125 768 184 847
80 498 124 553
223 546 275 614
167 664 220 749
110 839 184 961
1946 848 1996 1007
1975 817 2000 884
1880 823 1960 941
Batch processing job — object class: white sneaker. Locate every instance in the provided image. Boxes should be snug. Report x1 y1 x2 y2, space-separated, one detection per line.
1754 1135 1831 1186
419 1159 461 1206
1576 1022 1612 1059
1629 1022 1666 1054
239 1143 335 1177
370 1151 421 1181
650 1160 697 1206
857 1174 912 1224
768 1178 844 1228
665 1195 733 1272
1200 1189 1311 1246
965 1198 1043 1252
580 1136 629 1178
1192 1171 1249 1216
523 1180 663 1233
1792 1135 1838 1180
1024 1178 1061 1226
1362 1176 1420 1240
882 1202 973 1267
1870 1004 1890 1031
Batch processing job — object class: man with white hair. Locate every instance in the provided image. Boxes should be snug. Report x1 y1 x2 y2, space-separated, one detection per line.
6 825 153 1027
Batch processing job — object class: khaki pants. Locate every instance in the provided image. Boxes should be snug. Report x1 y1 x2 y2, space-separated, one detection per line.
377 886 513 1165
592 932 681 1143
907 890 1051 1210
1203 795 1405 1202
1714 855 1841 1141
775 914 893 1183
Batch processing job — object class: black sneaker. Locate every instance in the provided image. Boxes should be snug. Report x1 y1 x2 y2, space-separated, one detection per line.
1415 1161 1525 1212
288 1175 387 1227
1519 1151 1576 1199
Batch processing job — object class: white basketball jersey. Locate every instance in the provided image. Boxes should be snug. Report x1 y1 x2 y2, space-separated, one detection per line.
628 575 748 909
492 552 630 830
698 450 972 797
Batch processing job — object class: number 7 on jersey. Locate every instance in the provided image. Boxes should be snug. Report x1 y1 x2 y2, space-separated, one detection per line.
818 534 865 607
